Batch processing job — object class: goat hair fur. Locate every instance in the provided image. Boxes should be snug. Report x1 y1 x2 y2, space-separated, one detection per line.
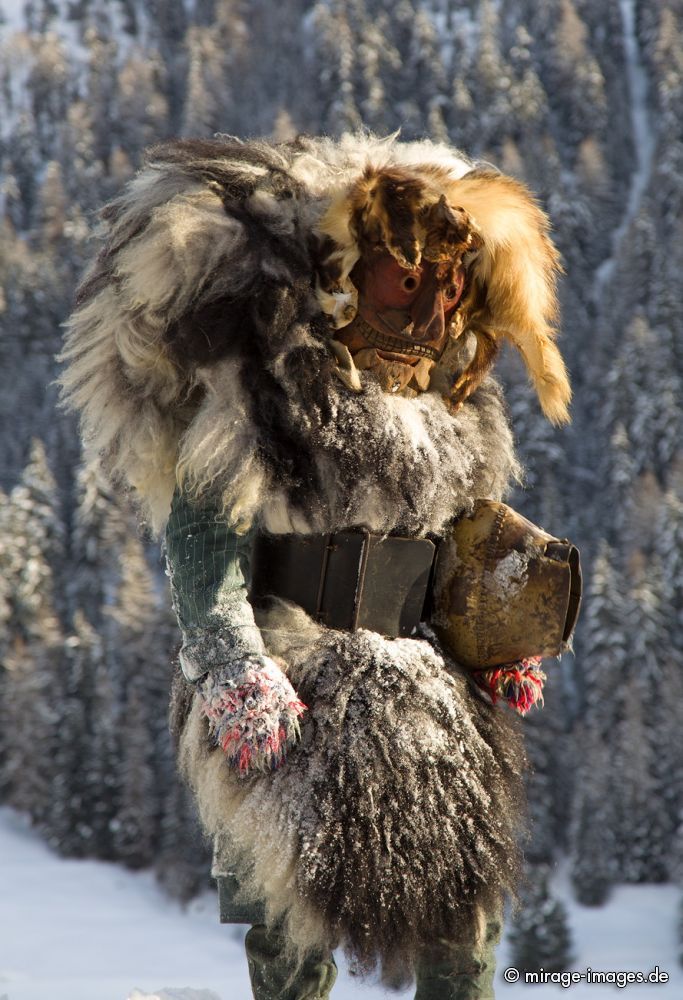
59 133 561 985
60 132 567 535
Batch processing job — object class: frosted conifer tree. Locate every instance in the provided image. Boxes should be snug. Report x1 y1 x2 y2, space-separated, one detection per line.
509 864 574 974
577 542 628 735
114 673 159 868
156 777 211 903
523 682 572 865
47 617 96 856
0 488 14 798
80 611 122 859
311 0 363 134
1 442 64 825
108 538 171 867
181 25 228 138
67 462 130 630
469 0 514 155
611 672 663 883
570 729 616 905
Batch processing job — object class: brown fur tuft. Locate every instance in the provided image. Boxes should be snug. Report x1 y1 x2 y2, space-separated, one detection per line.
440 171 570 423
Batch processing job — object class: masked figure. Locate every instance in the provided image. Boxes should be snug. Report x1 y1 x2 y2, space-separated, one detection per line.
60 133 575 999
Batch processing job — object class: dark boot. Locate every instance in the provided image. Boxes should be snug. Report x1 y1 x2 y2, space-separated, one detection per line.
414 920 501 1000
245 924 338 1000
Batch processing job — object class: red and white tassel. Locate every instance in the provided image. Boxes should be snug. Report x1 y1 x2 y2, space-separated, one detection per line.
472 656 546 715
201 657 307 774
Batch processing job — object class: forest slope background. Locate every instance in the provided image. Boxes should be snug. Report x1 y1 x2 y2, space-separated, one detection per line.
1 0 682 966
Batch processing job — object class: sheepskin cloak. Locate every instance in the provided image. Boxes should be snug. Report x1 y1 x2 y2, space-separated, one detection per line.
60 135 530 985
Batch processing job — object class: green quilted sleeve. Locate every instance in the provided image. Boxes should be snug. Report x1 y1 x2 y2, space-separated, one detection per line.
165 489 266 682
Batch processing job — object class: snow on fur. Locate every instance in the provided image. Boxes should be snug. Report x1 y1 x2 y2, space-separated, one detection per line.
178 609 527 986
200 656 306 773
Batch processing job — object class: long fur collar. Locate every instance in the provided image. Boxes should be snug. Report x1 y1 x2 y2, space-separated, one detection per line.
59 133 560 533
177 348 519 538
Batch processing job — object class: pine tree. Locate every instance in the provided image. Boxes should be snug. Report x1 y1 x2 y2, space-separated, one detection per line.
601 315 682 543
610 673 663 883
66 461 130 630
116 50 169 160
509 864 574 974
37 160 67 247
46 615 96 856
83 615 121 859
545 0 608 152
156 776 212 903
399 7 448 140
0 441 65 826
113 672 159 868
656 492 683 654
181 26 226 137
4 111 41 230
570 728 616 905
107 538 172 867
83 23 119 170
0 488 15 799
523 682 572 866
310 0 363 135
354 11 395 134
468 0 515 156
507 383 567 533
574 542 628 730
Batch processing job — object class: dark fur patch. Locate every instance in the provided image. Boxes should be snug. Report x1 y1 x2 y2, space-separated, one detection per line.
147 137 302 202
299 656 527 984
233 626 527 985
164 294 253 366
351 166 429 267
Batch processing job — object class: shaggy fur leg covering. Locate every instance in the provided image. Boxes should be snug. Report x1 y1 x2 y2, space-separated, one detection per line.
179 616 527 986
199 656 307 773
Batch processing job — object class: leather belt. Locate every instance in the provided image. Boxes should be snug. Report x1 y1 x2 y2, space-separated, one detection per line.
249 530 437 638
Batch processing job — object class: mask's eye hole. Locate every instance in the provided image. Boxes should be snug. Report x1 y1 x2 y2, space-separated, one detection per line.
443 278 463 303
401 273 420 293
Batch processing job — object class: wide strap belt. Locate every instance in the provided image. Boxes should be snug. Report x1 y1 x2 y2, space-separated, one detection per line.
249 530 437 638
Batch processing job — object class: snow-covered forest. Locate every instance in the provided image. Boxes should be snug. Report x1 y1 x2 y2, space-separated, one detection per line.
1 0 682 969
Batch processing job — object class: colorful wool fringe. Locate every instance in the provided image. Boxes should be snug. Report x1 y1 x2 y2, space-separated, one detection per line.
201 657 307 773
472 656 546 715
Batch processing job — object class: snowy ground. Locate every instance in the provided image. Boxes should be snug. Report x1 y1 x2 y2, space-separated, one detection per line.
0 807 681 1000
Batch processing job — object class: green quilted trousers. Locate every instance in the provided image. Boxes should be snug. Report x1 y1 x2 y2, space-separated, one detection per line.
414 920 501 1000
245 925 338 1000
244 920 500 1000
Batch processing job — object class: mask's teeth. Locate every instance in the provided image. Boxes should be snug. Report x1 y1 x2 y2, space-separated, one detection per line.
357 318 440 361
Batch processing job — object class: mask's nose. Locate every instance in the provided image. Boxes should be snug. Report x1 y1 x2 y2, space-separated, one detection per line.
409 270 444 344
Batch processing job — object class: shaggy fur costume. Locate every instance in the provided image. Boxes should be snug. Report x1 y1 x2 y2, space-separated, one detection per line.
60 134 543 985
